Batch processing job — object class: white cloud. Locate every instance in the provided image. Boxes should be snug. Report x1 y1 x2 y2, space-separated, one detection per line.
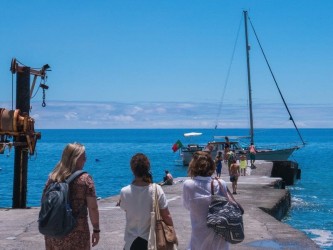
64 112 79 120
155 107 167 114
0 101 332 129
31 113 40 120
127 106 144 115
109 115 135 122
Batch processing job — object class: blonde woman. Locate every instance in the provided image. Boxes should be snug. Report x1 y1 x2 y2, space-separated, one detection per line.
183 151 230 250
119 153 174 250
42 143 100 249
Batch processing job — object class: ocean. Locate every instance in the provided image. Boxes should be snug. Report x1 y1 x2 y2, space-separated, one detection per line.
0 128 332 249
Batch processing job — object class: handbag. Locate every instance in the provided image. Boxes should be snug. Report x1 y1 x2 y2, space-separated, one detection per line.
154 184 178 250
207 177 245 244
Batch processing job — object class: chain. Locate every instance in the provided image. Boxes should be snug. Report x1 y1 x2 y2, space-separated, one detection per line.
42 88 46 107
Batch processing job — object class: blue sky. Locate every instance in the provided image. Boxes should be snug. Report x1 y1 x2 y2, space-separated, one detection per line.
0 1 332 128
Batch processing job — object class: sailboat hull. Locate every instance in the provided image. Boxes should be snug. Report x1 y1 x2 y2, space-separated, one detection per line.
255 147 299 161
180 142 299 166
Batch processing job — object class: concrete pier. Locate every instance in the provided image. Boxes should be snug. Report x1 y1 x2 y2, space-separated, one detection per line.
0 161 319 249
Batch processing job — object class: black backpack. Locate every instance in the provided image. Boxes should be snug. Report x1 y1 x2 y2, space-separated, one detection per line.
38 170 87 238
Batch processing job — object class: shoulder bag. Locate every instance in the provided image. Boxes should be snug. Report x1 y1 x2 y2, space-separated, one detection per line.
206 177 245 244
154 184 178 250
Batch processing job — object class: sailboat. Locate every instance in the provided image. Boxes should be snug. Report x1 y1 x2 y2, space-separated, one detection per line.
179 11 305 166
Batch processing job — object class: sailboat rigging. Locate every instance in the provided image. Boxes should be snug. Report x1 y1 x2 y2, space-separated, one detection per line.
244 11 305 146
178 11 305 166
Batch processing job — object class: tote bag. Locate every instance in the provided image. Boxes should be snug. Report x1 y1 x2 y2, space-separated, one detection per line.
150 184 178 250
206 178 245 244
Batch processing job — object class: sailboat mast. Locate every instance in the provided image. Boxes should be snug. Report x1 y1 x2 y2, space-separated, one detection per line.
244 10 254 144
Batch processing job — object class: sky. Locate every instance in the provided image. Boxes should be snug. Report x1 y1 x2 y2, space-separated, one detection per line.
0 1 332 129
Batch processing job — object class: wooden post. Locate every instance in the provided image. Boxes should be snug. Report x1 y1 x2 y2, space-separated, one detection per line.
12 67 30 208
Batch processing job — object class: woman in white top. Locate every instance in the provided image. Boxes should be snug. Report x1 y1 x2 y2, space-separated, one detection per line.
119 153 174 250
183 151 230 250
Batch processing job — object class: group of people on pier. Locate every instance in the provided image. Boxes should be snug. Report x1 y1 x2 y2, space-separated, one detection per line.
212 142 256 195
40 142 254 249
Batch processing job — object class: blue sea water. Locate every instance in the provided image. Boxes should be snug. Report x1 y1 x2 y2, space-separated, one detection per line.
0 128 332 249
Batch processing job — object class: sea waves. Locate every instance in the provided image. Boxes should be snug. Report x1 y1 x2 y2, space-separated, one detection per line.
304 229 333 249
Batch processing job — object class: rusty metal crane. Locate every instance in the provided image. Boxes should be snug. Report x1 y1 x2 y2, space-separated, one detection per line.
1 58 50 208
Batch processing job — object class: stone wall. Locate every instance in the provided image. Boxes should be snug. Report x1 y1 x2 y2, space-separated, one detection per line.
271 161 300 185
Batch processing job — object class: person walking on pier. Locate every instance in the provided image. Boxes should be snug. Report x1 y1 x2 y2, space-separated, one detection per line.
227 149 236 175
215 151 223 178
118 153 175 250
183 151 230 249
42 142 100 250
230 159 240 194
239 153 247 176
249 142 256 168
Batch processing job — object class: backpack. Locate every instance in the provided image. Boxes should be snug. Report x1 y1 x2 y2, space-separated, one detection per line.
228 152 235 162
38 170 87 238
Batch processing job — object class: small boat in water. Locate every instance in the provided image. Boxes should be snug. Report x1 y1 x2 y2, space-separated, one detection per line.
178 11 305 166
180 134 300 166
177 132 204 165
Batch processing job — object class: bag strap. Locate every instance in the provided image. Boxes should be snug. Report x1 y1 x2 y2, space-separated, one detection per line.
210 177 225 196
154 184 162 220
66 170 87 184
210 178 217 195
210 177 244 214
65 170 88 217
152 183 156 212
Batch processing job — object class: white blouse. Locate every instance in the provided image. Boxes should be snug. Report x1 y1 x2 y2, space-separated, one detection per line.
120 183 167 250
183 176 229 250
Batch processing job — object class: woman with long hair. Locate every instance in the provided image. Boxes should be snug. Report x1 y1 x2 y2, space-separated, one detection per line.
183 151 229 250
119 153 174 250
42 143 100 249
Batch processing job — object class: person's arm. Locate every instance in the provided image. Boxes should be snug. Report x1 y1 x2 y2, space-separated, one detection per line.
87 196 100 247
160 207 174 226
119 191 125 210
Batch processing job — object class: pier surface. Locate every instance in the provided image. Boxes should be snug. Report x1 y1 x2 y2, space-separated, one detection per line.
0 161 319 249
